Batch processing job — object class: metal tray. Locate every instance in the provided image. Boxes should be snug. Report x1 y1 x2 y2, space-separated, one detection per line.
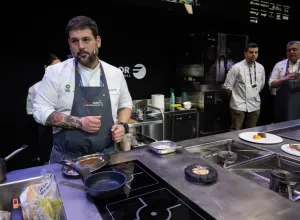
149 140 182 155
61 153 110 177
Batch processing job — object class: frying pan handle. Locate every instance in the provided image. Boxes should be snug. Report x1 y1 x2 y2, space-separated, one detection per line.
59 160 90 181
5 145 28 161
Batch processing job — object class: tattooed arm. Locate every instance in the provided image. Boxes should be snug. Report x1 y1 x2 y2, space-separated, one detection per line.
45 111 82 129
46 111 101 133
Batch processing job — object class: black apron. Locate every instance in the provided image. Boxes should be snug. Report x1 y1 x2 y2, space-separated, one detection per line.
274 60 300 123
50 60 116 163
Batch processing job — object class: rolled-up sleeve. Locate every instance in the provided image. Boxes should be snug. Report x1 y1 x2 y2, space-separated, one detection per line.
32 67 58 125
118 72 133 110
268 63 280 88
223 66 237 90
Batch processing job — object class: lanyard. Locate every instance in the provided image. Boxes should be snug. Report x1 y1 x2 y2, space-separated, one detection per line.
248 62 256 85
285 60 300 75
76 62 104 87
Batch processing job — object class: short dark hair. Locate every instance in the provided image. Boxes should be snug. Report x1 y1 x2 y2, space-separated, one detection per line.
46 53 59 66
245 43 258 52
66 16 99 39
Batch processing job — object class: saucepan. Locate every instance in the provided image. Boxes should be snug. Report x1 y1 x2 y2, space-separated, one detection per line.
0 145 28 182
60 160 126 199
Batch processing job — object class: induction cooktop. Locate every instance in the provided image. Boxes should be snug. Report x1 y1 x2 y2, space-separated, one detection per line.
87 160 216 220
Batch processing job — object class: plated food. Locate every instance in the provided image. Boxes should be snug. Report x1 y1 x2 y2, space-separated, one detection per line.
281 144 300 157
253 132 267 140
289 144 300 152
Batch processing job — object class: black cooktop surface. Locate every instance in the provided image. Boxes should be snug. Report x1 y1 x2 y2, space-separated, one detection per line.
87 160 216 220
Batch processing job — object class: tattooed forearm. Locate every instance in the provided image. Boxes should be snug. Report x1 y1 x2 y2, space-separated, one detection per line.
46 111 82 129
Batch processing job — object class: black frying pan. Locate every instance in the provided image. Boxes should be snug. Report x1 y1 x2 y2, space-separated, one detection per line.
0 145 28 182
60 160 126 199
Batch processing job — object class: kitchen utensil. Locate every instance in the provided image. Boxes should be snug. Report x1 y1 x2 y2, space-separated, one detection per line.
149 140 182 155
183 101 192 109
0 145 28 182
10 197 23 220
60 160 126 199
61 153 110 177
239 132 283 144
60 181 85 190
120 133 132 151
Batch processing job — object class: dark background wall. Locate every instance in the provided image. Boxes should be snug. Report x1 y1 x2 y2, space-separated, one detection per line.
1 0 298 171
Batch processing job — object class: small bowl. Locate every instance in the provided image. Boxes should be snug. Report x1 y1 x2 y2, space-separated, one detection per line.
183 101 192 109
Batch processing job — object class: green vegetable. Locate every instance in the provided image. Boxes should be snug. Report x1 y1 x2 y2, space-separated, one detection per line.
37 198 63 220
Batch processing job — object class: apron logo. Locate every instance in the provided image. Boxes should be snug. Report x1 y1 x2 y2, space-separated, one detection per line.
65 84 71 92
84 100 104 107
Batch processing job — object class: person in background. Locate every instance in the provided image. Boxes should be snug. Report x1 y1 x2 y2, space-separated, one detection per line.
33 16 133 164
26 54 61 164
26 54 61 115
223 43 265 130
268 41 300 123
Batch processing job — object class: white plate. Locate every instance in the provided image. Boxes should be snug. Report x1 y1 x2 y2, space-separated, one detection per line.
281 144 300 157
239 132 283 144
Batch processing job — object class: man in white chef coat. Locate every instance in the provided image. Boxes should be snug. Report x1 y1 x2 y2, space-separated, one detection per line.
33 16 133 163
223 43 265 130
268 41 300 123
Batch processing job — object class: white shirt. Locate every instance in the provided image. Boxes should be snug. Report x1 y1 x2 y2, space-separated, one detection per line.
26 81 41 115
223 60 265 112
33 58 133 133
268 59 300 95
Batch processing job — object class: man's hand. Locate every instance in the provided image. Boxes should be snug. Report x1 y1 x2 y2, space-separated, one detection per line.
284 72 297 81
111 124 125 143
80 116 101 133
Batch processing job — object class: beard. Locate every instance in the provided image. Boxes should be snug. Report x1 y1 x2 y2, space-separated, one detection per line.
75 50 98 67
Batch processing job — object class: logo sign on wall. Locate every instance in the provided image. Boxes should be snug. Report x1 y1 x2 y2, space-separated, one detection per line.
118 64 147 79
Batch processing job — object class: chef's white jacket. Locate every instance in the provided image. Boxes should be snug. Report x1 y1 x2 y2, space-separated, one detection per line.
268 59 300 95
26 81 41 115
223 60 265 112
33 58 133 134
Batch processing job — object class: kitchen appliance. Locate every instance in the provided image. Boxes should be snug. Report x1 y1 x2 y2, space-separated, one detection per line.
179 90 230 136
269 169 297 199
175 32 249 86
175 32 248 135
168 110 198 142
228 154 300 202
185 139 273 168
85 160 216 220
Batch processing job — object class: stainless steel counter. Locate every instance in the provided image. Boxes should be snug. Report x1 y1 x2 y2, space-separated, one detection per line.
3 119 300 220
